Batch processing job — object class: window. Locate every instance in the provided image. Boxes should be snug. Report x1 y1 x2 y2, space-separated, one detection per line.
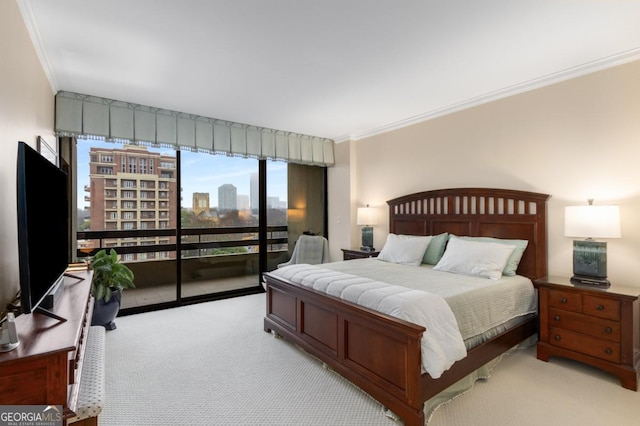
128 157 137 173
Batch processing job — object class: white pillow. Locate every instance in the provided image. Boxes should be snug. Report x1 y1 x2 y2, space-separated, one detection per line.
455 235 528 276
433 236 516 280
377 234 433 266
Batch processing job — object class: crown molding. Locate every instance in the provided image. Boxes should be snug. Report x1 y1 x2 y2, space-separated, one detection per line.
17 0 58 93
336 48 640 143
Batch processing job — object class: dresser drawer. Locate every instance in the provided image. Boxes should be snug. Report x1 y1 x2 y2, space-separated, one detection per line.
549 327 620 363
549 308 620 342
549 289 581 312
582 295 620 321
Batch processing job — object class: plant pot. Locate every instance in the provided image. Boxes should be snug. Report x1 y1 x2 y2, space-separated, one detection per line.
91 289 121 330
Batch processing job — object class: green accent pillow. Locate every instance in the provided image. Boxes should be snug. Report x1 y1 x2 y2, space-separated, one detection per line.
456 235 528 276
422 232 449 265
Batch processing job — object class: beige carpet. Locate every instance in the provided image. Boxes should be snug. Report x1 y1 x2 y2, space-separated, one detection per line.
102 293 640 425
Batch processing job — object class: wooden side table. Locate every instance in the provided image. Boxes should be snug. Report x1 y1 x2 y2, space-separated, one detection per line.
341 248 380 261
533 275 640 390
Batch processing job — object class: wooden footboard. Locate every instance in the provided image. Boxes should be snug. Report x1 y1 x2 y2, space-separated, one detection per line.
264 274 427 425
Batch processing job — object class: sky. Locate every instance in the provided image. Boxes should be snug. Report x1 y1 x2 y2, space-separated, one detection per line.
76 139 288 209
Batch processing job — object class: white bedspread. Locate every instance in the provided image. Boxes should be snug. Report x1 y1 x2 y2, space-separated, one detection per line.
323 259 537 342
269 264 467 379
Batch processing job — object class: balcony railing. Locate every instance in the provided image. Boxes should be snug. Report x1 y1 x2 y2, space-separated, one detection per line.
76 225 288 259
77 226 292 310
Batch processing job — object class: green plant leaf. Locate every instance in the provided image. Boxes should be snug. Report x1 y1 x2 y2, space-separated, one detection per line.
89 248 135 303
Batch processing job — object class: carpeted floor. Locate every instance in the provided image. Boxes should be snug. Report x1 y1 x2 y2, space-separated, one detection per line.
101 293 640 425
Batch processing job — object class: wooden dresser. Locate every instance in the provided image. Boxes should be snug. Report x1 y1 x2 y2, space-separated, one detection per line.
534 276 640 390
0 270 94 423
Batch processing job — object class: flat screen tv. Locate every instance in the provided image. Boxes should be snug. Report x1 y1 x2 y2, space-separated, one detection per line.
16 141 69 321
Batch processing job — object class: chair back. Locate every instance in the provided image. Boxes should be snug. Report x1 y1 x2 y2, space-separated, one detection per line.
278 235 329 267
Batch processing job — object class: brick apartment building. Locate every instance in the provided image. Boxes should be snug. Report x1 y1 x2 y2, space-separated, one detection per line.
85 145 177 260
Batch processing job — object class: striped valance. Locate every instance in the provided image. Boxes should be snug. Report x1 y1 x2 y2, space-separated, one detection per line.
54 91 334 166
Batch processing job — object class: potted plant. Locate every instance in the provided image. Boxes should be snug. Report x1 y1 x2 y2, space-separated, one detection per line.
90 249 135 330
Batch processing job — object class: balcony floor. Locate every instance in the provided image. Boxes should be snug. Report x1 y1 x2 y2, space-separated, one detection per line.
120 274 260 309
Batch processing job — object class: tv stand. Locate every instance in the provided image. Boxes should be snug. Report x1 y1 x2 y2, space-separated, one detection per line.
0 270 94 424
35 305 67 323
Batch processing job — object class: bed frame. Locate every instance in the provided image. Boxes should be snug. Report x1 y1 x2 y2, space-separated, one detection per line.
263 188 549 425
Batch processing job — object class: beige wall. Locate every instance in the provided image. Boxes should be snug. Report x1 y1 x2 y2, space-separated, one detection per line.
327 140 357 261
328 61 640 287
0 0 55 312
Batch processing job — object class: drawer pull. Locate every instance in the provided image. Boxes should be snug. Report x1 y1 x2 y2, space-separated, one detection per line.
560 297 567 304
597 304 605 311
554 335 561 341
605 348 613 355
604 327 612 334
553 315 560 321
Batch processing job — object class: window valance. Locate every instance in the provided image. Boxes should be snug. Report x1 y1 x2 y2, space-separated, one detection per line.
55 91 334 167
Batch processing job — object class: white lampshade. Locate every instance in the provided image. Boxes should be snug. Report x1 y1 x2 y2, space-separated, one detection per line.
564 205 621 239
357 206 377 226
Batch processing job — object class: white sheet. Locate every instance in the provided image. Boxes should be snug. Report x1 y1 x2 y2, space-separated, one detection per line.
269 264 467 379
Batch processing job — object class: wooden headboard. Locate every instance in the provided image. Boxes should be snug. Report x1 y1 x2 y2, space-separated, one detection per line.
387 188 550 280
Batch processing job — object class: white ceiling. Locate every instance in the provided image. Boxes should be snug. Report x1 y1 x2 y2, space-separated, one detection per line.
18 0 640 142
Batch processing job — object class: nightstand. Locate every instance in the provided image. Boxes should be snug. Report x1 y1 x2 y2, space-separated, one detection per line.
341 248 380 261
534 276 640 390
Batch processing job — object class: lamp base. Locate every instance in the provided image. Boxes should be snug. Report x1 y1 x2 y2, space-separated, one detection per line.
361 226 373 252
570 275 610 288
360 246 376 252
573 240 607 279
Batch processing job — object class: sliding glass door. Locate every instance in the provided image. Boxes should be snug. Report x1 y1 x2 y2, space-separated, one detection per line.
75 139 179 310
73 138 305 312
179 150 261 298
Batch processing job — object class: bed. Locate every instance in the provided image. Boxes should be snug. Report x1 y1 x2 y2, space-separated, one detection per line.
263 188 549 425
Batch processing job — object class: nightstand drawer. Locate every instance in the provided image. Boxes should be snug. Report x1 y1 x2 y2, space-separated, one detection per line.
549 289 581 312
582 295 620 321
549 308 620 342
550 327 620 363
344 251 367 260
341 249 379 261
